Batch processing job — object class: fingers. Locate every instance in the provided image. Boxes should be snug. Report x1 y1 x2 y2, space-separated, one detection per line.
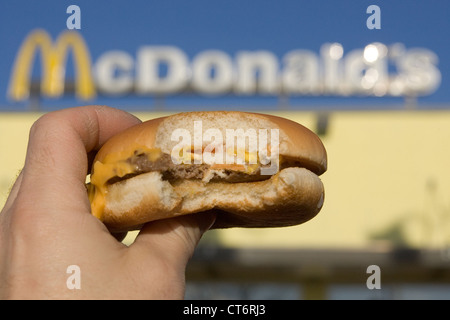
9 105 141 216
131 212 216 270
25 106 140 183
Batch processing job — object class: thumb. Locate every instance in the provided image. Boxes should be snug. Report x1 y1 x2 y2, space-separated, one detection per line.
130 212 216 268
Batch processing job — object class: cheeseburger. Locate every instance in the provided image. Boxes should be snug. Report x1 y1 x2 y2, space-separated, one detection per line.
88 111 327 232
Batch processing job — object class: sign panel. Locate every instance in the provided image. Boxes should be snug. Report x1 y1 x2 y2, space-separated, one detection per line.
0 1 449 110
8 30 442 102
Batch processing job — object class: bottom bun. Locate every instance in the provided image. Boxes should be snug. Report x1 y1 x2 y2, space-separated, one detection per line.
102 167 325 232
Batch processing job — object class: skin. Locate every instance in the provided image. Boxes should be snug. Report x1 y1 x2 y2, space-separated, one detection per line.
0 105 215 299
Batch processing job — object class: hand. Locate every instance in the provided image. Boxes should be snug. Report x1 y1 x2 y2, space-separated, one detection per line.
0 105 215 299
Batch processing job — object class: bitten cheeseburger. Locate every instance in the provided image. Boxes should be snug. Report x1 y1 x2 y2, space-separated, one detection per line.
88 111 327 232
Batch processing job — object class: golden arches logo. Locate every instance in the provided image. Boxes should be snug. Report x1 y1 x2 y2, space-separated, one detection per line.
8 29 95 101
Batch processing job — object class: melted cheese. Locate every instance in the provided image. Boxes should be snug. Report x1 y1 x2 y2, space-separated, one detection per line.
88 146 275 220
88 147 161 220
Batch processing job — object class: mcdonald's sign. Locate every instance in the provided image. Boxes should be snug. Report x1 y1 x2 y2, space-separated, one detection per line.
8 29 441 102
8 29 96 101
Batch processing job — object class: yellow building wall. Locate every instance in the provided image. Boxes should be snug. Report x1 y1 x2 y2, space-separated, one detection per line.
1 110 450 251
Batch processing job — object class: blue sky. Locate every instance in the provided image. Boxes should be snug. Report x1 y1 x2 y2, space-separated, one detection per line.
1 0 449 111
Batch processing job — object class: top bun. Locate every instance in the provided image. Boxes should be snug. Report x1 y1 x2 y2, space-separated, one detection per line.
94 111 327 175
